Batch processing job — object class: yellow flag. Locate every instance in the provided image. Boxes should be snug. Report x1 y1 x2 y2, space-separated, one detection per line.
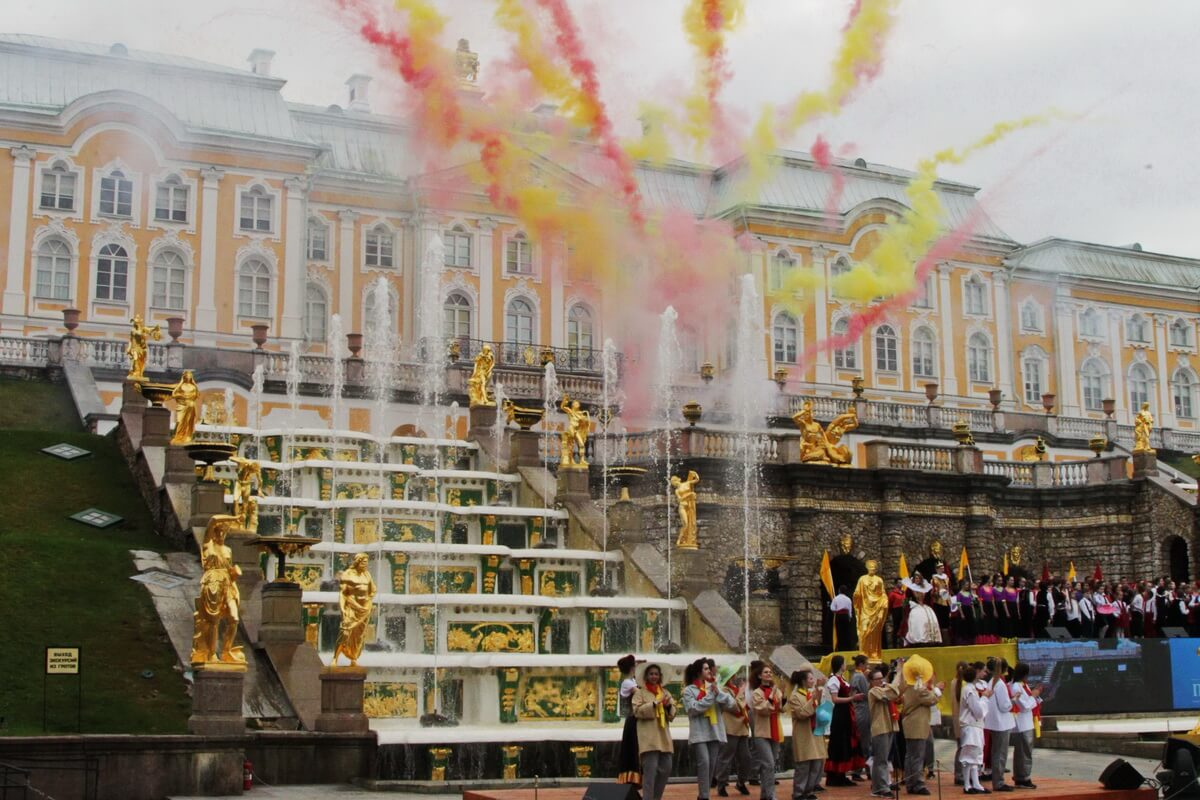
819 549 834 598
1067 561 1077 581
957 547 970 581
899 553 909 580
1002 552 1009 576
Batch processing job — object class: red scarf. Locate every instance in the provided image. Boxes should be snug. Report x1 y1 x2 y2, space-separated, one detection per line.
764 686 783 743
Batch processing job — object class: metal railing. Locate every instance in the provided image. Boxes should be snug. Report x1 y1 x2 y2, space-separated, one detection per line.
439 337 618 375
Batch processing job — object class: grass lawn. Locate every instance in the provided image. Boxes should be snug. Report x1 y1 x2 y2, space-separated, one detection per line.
1164 453 1200 479
0 425 191 735
0 377 83 431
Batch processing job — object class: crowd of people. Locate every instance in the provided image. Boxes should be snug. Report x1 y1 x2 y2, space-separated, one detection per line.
830 569 1200 648
615 652 1043 799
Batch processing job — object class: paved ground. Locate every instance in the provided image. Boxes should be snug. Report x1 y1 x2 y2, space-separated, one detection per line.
170 745 1165 799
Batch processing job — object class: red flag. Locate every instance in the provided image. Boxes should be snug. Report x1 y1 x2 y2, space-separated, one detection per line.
1092 563 1103 582
1041 562 1051 582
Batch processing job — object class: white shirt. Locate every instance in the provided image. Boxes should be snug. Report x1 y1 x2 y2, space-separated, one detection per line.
1065 597 1080 622
1010 681 1041 733
929 686 944 725
830 594 853 614
1132 593 1145 613
1079 595 1095 621
826 674 847 697
984 679 1014 731
620 677 637 698
960 684 987 729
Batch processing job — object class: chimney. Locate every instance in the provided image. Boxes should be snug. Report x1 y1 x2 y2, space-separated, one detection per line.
346 74 372 112
247 48 275 77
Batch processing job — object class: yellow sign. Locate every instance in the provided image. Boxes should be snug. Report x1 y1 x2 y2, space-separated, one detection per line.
46 647 80 675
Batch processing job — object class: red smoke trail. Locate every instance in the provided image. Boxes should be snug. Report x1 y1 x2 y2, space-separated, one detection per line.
810 135 847 223
697 0 739 163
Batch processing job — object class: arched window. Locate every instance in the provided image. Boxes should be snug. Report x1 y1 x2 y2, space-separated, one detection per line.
567 304 594 352
964 276 987 316
151 250 187 310
832 317 856 370
1080 358 1109 412
1126 314 1150 344
505 297 535 345
444 225 471 268
35 238 72 300
1128 362 1154 411
768 249 796 292
99 169 133 217
773 312 799 364
239 185 273 232
40 161 76 211
154 175 188 223
238 259 271 318
443 292 472 339
94 243 129 302
912 326 936 378
1079 307 1103 338
830 257 851 298
506 232 532 274
1173 368 1197 419
1019 300 1042 333
874 324 898 372
304 284 328 344
1170 319 1192 348
306 218 328 261
967 333 992 383
365 224 395 268
363 283 397 338
1021 348 1047 405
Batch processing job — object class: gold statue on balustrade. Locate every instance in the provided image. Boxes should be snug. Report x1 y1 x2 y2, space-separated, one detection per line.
333 553 377 668
559 394 590 469
229 455 261 533
671 470 701 549
126 314 161 382
793 401 858 466
468 344 496 408
190 514 246 667
1133 402 1155 454
170 370 200 445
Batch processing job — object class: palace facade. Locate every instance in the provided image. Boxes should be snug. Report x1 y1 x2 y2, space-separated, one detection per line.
0 33 1197 429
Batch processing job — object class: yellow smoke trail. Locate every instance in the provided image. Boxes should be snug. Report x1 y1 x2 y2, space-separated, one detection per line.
493 0 595 129
624 103 674 163
681 0 745 156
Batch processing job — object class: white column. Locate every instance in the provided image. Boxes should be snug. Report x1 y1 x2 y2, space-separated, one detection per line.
937 263 958 397
417 213 439 345
193 167 224 344
476 218 495 341
1053 300 1079 415
1107 310 1127 423
280 177 307 340
2 145 35 325
993 272 1015 405
1154 314 1174 427
811 245 831 386
338 210 358 329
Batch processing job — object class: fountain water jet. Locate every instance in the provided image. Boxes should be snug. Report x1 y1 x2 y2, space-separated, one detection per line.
654 306 681 645
541 361 560 515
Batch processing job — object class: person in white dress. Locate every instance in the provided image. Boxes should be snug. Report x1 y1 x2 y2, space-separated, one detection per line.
904 575 942 646
958 665 991 795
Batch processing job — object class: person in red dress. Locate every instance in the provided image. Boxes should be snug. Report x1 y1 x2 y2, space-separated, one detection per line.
824 655 866 786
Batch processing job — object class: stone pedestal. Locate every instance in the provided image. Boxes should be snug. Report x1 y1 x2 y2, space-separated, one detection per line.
747 595 782 652
121 381 146 418
315 667 369 733
468 403 498 441
142 405 171 447
556 466 590 503
190 480 226 531
671 547 709 600
608 495 647 547
258 581 305 644
1132 450 1158 478
188 665 246 736
164 444 195 484
510 429 542 468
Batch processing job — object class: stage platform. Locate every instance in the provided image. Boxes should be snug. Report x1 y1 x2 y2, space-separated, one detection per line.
464 777 1157 800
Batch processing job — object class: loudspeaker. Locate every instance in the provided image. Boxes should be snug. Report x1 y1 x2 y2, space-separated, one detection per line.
1163 626 1190 639
1046 626 1071 641
582 783 640 800
1160 738 1200 799
1099 758 1144 790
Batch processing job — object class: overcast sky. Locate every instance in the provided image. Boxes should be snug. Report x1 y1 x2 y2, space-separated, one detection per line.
11 0 1200 259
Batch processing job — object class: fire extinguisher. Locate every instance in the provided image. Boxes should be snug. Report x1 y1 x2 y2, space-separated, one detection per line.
243 759 253 790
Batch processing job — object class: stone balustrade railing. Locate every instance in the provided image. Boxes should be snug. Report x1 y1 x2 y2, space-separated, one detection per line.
983 456 1128 487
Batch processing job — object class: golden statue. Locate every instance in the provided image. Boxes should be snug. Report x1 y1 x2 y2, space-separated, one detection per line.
793 401 858 465
853 559 888 663
1010 544 1023 566
1133 402 1155 453
126 314 162 382
839 533 854 556
559 394 590 468
229 456 261 532
455 38 480 83
170 370 199 445
671 470 700 549
1016 436 1048 462
190 514 246 666
930 539 943 561
333 553 377 667
468 344 495 408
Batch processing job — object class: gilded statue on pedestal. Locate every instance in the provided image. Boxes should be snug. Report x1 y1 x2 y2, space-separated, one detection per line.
1010 544 1023 566
671 470 700 549
793 401 858 465
1134 402 1155 453
839 533 854 556
229 456 261 533
559 394 590 468
170 370 199 445
852 559 888 663
333 553 377 667
930 539 944 561
467 344 495 408
126 314 161 382
190 514 246 666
